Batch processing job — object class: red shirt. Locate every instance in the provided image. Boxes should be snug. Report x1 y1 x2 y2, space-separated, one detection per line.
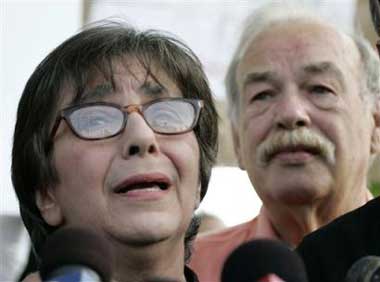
189 190 373 282
189 207 279 282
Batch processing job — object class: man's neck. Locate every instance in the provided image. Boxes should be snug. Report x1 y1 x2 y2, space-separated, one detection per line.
263 187 371 247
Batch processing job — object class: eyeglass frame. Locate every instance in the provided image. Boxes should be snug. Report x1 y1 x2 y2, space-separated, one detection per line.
49 97 204 141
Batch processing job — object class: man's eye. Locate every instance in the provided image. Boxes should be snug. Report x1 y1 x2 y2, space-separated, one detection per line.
250 90 274 103
309 85 334 96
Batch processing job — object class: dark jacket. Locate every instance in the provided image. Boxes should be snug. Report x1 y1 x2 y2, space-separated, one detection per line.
297 197 380 282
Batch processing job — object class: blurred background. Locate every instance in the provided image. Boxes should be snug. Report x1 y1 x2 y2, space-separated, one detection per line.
1 0 379 281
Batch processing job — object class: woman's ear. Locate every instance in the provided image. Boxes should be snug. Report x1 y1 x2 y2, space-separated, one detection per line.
35 188 63 226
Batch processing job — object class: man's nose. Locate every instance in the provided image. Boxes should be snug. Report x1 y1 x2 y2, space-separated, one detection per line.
120 113 159 159
274 91 311 130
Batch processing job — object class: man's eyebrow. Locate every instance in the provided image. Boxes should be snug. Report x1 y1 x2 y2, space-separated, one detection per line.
303 62 346 90
242 71 281 90
79 83 114 103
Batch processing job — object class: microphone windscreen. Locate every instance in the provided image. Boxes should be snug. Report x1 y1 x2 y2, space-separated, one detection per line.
221 239 308 282
40 227 112 282
345 256 380 282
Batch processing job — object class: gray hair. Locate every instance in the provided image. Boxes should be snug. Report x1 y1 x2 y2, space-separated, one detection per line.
226 3 380 125
353 35 380 103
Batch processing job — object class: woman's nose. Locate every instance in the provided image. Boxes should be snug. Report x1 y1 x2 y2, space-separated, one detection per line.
120 112 159 159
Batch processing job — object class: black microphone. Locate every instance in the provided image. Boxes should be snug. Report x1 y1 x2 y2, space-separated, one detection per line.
345 256 380 282
40 227 112 282
221 239 308 282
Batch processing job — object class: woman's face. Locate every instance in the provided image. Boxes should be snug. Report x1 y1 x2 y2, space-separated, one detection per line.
37 61 201 247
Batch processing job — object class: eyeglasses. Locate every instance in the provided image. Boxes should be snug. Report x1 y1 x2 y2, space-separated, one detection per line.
50 98 203 140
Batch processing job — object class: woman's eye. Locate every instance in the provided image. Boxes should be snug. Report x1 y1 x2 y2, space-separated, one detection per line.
83 111 115 129
89 116 107 126
151 110 182 124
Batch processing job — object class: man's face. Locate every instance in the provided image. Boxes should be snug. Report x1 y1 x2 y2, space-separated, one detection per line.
234 22 378 208
38 61 201 247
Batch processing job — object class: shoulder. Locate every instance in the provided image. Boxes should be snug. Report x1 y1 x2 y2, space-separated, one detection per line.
297 198 380 282
191 217 259 263
301 197 380 248
189 218 259 282
196 217 259 245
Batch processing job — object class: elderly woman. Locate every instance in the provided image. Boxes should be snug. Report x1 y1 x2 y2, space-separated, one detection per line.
12 22 218 282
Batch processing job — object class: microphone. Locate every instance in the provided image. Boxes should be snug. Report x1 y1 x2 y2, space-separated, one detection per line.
257 274 286 282
345 256 380 282
40 227 112 282
221 239 308 282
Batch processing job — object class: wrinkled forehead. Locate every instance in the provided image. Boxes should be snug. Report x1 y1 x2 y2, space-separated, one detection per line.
59 56 180 107
237 20 361 82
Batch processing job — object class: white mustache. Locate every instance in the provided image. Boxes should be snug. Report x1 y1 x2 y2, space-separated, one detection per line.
256 128 335 166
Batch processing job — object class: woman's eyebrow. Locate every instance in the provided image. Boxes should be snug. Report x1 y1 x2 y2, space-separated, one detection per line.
79 83 114 103
139 80 169 98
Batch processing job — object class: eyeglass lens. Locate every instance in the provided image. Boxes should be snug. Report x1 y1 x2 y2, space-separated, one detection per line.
67 100 197 139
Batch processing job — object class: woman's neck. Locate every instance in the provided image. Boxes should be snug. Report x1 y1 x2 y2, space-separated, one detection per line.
110 238 187 282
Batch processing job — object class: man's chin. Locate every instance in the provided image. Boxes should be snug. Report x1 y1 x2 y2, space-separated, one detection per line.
275 190 321 206
259 176 329 205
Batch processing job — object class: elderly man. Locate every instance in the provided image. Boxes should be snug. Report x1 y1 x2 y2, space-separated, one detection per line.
190 4 380 281
13 22 218 282
296 1 380 282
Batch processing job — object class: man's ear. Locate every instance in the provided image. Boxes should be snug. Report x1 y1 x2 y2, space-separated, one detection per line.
35 188 63 226
194 184 202 210
231 122 245 170
370 98 380 154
